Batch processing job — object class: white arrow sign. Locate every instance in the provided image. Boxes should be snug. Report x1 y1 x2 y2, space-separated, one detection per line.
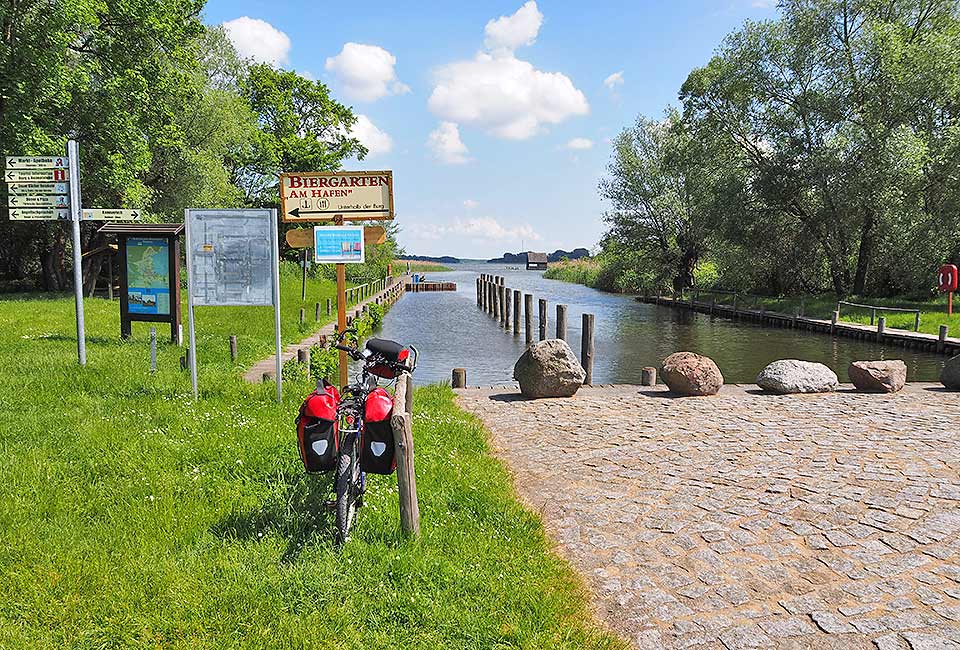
81 208 140 221
6 181 69 195
5 156 69 169
6 168 68 182
9 207 70 220
9 195 69 208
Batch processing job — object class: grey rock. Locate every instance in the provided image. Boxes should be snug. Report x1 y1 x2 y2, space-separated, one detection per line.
940 354 960 390
660 351 724 396
849 360 907 393
513 338 585 398
756 359 839 394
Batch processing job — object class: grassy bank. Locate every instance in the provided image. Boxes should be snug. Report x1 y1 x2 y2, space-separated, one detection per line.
403 260 454 273
544 259 602 287
0 282 620 649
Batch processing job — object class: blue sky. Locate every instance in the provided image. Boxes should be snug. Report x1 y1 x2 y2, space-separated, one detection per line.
202 1 777 259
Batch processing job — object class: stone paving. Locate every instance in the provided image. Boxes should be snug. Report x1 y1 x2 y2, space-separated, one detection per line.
456 383 960 649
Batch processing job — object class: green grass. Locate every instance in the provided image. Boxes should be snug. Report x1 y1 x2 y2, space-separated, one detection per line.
0 278 620 649
543 259 601 287
404 261 454 273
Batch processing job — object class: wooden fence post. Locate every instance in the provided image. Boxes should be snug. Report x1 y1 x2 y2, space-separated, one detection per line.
581 313 595 385
524 294 534 346
556 304 567 340
299 308 305 325
538 298 548 341
452 368 466 388
513 290 521 335
229 335 238 363
326 298 332 317
391 374 420 538
298 347 310 378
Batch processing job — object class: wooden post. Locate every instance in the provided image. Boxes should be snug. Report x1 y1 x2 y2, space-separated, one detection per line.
831 310 839 335
914 311 921 332
513 290 521 334
326 298 331 317
641 367 656 386
301 248 307 302
476 277 481 306
391 374 420 538
877 316 886 342
581 313 595 385
939 325 948 353
298 347 310 378
452 368 466 388
493 283 501 321
556 304 567 340
538 298 547 341
504 287 511 330
299 308 305 325
229 335 238 363
524 294 534 346
107 256 114 301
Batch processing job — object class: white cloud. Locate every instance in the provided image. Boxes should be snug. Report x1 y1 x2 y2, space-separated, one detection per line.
411 217 540 243
427 122 470 164
325 43 410 102
603 71 624 90
564 137 593 150
222 17 290 66
484 1 543 53
429 53 588 140
463 199 479 209
349 115 393 157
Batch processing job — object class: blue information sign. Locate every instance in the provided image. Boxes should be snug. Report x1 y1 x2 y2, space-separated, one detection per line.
126 237 171 315
313 226 365 264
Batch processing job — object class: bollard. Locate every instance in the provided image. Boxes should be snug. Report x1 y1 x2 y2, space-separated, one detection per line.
524 294 534 346
831 310 839 334
581 313 595 385
299 308 305 325
229 334 238 363
504 287 511 330
641 367 657 386
556 304 567 340
914 312 921 332
315 302 321 321
538 298 547 341
939 325 948 353
298 347 310 378
452 368 466 388
877 316 886 343
326 298 332 316
513 290 521 335
150 327 157 373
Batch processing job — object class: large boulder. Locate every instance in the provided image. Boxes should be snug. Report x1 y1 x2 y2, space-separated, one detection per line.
941 354 960 389
757 360 838 394
659 352 724 396
848 360 907 393
514 339 586 399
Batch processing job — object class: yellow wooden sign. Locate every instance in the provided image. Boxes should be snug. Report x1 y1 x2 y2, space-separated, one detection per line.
279 170 393 223
285 225 386 248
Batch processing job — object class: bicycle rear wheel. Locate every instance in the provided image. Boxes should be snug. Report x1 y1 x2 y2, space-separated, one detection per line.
334 436 360 545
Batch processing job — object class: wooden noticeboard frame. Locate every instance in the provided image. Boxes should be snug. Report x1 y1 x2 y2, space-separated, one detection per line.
99 223 184 344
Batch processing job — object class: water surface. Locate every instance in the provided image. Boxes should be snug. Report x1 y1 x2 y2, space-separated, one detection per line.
378 264 945 385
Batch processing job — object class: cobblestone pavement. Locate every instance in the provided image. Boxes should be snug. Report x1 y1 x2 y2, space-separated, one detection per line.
456 384 960 650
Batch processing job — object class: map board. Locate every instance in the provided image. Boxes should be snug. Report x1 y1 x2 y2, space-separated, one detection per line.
280 170 393 222
186 210 273 306
314 226 365 264
126 237 171 315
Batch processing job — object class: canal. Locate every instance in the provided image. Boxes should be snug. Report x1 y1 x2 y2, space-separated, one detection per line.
377 263 946 386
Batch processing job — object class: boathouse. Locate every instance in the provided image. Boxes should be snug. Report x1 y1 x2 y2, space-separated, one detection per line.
526 252 548 270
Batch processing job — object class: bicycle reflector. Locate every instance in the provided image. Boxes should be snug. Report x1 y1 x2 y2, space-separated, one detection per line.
398 349 409 362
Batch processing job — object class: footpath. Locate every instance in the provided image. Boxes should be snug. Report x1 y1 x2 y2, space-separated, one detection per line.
458 383 960 650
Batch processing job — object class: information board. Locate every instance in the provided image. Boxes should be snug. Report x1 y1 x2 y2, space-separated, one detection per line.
126 237 171 315
186 209 273 306
314 226 365 264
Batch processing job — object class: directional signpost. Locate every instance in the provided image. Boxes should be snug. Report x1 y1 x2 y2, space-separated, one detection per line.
5 143 143 366
279 170 395 387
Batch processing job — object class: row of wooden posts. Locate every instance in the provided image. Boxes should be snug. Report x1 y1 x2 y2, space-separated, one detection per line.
454 273 594 387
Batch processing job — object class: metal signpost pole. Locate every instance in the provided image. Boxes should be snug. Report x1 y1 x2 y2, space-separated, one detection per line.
184 209 199 399
67 139 86 366
271 209 282 402
337 261 348 388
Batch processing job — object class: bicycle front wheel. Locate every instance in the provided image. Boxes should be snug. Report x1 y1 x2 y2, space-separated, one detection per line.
334 436 360 545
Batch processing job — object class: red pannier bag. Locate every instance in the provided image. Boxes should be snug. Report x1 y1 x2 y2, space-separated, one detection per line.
296 380 340 473
361 387 396 475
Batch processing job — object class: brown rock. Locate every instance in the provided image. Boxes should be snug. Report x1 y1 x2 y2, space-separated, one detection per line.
848 360 907 393
660 352 723 396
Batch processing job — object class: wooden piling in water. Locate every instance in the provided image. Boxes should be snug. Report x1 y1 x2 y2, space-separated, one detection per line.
504 287 511 330
538 298 547 341
581 313 595 385
513 290 521 334
493 283 501 321
556 304 567 340
524 294 534 346
452 368 466 388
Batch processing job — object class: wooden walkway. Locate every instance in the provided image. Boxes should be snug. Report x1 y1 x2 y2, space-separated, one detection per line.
641 296 960 357
243 277 406 383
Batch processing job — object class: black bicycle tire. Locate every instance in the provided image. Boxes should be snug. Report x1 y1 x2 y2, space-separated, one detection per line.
334 436 358 544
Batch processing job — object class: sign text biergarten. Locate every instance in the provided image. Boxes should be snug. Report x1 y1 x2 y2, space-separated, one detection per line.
280 170 393 222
